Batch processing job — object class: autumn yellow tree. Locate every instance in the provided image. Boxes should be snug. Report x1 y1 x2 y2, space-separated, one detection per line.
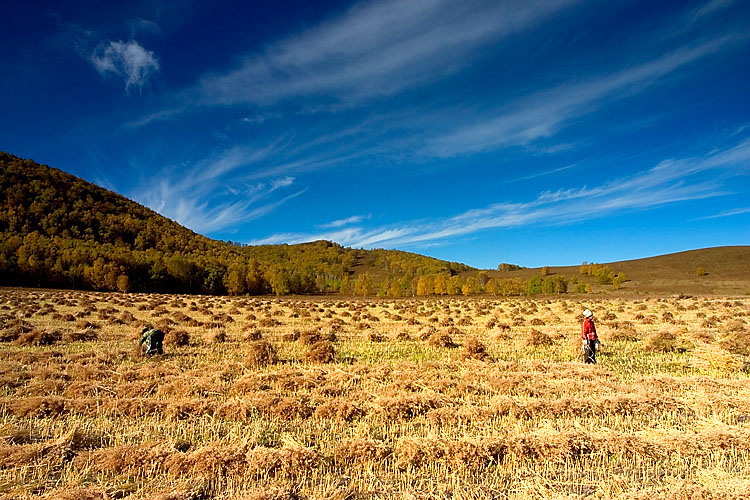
462 276 480 296
265 267 290 295
446 275 462 295
433 274 448 295
612 272 626 290
340 275 351 294
116 275 130 293
477 271 489 287
224 269 246 295
354 273 371 297
484 278 497 295
416 275 435 296
500 277 524 296
553 275 568 294
388 279 402 297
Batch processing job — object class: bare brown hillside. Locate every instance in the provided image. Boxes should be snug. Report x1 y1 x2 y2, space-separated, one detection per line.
490 246 750 296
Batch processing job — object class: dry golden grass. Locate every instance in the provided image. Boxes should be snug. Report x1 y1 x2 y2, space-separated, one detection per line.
525 328 554 347
0 289 749 499
247 340 279 367
460 336 491 361
304 340 335 363
427 330 456 348
166 329 190 346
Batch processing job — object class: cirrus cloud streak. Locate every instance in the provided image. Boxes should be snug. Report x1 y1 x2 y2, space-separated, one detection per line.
195 0 580 107
249 141 750 248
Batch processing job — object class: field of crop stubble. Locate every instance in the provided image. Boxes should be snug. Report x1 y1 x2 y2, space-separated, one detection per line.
1 289 750 500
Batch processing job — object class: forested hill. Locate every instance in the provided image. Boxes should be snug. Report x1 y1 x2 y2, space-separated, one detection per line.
0 153 472 295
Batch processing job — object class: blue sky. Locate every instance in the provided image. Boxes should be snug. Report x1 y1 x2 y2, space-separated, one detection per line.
2 0 749 268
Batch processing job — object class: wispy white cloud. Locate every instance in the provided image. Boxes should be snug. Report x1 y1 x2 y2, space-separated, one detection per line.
249 141 750 247
690 0 738 22
133 142 304 233
694 207 750 220
90 40 160 90
123 106 187 128
174 138 293 191
270 176 295 191
249 226 413 247
659 0 741 40
117 0 748 242
194 0 579 106
730 123 750 137
160 188 307 235
425 35 746 157
511 162 580 182
318 214 369 229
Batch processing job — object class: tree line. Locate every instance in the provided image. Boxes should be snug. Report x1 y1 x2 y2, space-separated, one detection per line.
0 153 474 296
3 153 610 297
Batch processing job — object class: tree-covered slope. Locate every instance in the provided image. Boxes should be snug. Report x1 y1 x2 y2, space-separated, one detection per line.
0 152 471 295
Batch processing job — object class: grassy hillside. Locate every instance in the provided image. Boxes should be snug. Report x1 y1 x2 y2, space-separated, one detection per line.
2 151 745 297
490 246 750 295
0 152 471 295
603 247 750 295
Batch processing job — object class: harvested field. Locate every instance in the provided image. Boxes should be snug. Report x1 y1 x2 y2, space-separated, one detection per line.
1 289 749 499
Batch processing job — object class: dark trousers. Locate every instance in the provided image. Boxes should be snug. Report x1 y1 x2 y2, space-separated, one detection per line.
146 337 163 356
583 339 596 364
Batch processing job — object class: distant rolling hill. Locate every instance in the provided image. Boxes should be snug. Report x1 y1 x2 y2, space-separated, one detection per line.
491 246 750 296
0 152 471 295
1 152 746 296
598 247 750 295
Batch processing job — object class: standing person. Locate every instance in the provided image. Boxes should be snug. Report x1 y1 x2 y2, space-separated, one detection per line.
581 309 598 364
139 326 165 356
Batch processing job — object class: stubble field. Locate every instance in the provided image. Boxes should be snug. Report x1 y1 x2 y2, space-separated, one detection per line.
1 289 749 500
